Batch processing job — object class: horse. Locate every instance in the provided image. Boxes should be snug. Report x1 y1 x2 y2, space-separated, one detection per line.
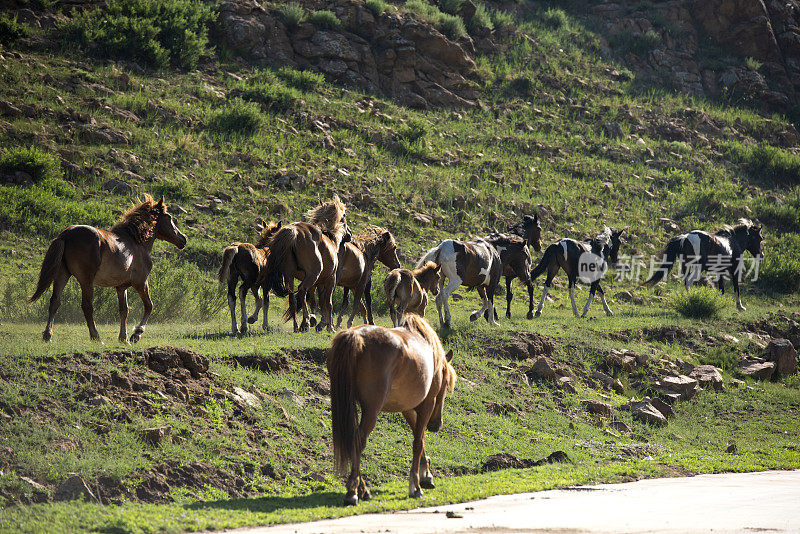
30 195 187 343
530 227 624 318
335 226 401 328
327 314 456 505
484 233 536 319
508 213 542 250
417 238 502 328
384 262 442 327
217 221 282 334
263 196 350 332
643 219 763 311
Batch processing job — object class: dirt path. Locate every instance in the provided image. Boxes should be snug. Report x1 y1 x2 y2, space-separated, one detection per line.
227 470 800 534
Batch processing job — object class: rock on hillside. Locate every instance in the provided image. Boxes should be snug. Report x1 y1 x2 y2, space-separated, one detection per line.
217 0 479 108
593 0 800 111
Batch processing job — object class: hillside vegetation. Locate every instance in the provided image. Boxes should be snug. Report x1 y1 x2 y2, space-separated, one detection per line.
1 0 800 532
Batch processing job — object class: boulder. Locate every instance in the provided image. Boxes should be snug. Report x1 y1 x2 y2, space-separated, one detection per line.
558 376 577 394
764 338 798 376
103 178 133 194
590 371 624 394
740 360 775 380
528 357 558 381
650 397 674 419
609 420 631 433
606 349 637 372
232 386 262 408
581 399 614 417
141 426 171 446
657 375 698 399
689 365 724 390
54 475 98 502
620 399 667 427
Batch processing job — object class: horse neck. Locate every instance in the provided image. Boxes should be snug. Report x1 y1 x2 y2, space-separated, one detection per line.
726 230 749 252
114 225 155 252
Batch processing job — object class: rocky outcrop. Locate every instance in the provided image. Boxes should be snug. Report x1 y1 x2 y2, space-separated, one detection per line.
216 0 479 108
765 338 798 377
593 0 800 111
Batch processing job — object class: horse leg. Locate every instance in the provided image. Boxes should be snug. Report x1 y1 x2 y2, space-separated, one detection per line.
488 282 499 325
597 283 613 316
402 411 434 489
732 275 746 311
524 272 535 320
535 267 557 317
227 279 239 334
365 278 375 325
347 279 369 329
581 281 598 318
470 286 490 322
440 275 462 329
409 403 434 498
238 279 252 334
505 276 513 319
336 287 349 329
116 287 129 343
130 281 153 343
568 277 580 318
247 285 263 325
261 282 270 330
78 279 101 341
345 405 379 505
43 269 69 342
317 278 336 332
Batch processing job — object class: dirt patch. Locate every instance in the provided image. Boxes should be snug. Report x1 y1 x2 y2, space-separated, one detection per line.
133 461 249 503
499 332 556 360
283 347 327 365
232 352 290 373
480 451 570 473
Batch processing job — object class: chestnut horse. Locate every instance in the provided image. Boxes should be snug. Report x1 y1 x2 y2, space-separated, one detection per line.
328 314 456 505
263 196 350 332
30 195 187 342
218 221 282 334
383 262 442 327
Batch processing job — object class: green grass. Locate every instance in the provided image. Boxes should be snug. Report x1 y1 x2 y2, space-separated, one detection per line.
365 0 389 16
0 146 62 183
669 286 728 319
405 0 466 40
0 12 30 45
208 98 265 137
308 10 341 30
278 3 306 28
759 233 800 293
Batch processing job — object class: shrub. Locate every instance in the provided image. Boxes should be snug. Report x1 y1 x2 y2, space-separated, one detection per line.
699 345 740 371
758 233 800 293
278 67 325 91
234 80 300 112
61 0 214 70
438 0 464 15
541 7 568 29
467 3 493 33
365 0 389 16
278 3 307 28
609 29 661 56
488 7 514 28
744 56 762 72
0 146 61 183
208 98 264 137
730 142 800 184
404 0 465 39
309 10 341 29
0 13 30 45
669 286 727 319
399 118 428 143
439 13 466 39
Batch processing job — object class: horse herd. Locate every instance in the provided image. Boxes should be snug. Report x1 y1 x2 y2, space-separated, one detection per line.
29 194 764 504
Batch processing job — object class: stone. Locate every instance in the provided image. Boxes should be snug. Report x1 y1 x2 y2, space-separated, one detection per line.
658 375 698 396
558 376 577 393
606 349 638 372
620 399 668 427
609 420 631 433
54 475 98 502
740 360 775 380
603 122 624 138
581 399 614 417
650 397 674 419
80 126 129 145
528 357 558 381
141 426 171 446
690 365 724 390
590 371 625 394
764 338 798 376
103 178 133 194
0 100 23 117
232 386 262 408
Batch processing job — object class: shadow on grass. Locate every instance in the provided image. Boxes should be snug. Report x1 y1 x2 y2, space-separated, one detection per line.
184 490 350 514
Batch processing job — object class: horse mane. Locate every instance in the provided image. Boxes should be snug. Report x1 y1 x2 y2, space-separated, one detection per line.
256 221 282 248
111 194 165 244
353 225 393 255
716 218 755 237
305 196 347 242
400 314 456 392
592 227 612 246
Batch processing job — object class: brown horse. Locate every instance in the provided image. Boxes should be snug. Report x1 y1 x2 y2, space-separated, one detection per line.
218 221 282 334
328 314 456 505
335 226 401 328
30 195 187 342
263 196 350 332
383 262 442 327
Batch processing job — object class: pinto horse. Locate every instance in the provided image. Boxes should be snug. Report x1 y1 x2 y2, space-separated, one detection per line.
484 232 536 319
643 219 763 310
530 227 624 318
218 221 282 334
384 261 442 327
328 314 456 505
30 195 187 342
263 196 350 332
417 238 502 328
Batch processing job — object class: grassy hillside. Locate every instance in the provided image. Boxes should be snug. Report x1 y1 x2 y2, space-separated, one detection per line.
1 0 800 532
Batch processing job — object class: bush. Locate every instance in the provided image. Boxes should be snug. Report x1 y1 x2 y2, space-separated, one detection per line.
467 3 493 33
365 0 389 16
0 13 30 45
0 146 61 183
488 7 514 27
278 3 307 28
699 345 740 371
438 0 464 15
758 233 800 293
309 10 341 29
208 98 264 137
609 29 661 56
278 67 325 91
729 142 800 185
234 78 300 112
439 13 466 39
744 56 762 72
404 0 466 39
399 118 428 143
541 7 568 29
669 286 727 319
61 0 214 70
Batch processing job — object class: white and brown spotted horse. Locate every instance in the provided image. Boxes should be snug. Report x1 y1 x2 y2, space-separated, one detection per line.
643 219 763 311
530 227 624 318
417 238 502 328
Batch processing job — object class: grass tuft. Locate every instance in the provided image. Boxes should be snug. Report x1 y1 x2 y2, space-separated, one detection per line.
208 98 265 137
0 12 30 45
309 10 341 30
278 3 307 28
365 0 389 16
669 286 727 319
0 146 61 183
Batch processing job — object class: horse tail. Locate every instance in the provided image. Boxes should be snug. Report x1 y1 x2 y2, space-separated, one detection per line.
218 245 238 284
415 243 441 270
643 236 682 286
530 243 558 282
328 329 364 474
264 227 297 298
30 237 65 302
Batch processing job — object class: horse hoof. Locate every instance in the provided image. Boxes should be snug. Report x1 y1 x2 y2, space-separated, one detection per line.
240 325 248 334
420 477 435 489
606 311 614 317
343 493 358 506
42 332 52 342
534 310 541 317
410 488 423 498
247 317 257 324
469 313 479 322
118 338 130 345
360 489 372 501
309 315 318 328
527 311 534 320
130 333 141 343
506 312 512 319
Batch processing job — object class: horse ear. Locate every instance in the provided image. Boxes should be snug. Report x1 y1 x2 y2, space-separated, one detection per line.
156 196 165 209
276 221 282 229
533 213 538 223
445 349 453 363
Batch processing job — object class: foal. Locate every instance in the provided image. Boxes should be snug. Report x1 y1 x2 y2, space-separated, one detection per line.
643 219 763 310
531 228 624 318
383 262 442 327
218 221 282 333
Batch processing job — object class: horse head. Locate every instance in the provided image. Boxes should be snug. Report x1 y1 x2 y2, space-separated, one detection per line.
378 230 401 269
416 262 442 296
427 349 455 432
154 197 187 249
747 223 763 258
510 214 542 252
609 227 625 264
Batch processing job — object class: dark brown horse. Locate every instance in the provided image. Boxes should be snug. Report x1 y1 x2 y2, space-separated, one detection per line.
30 195 187 342
218 221 282 334
335 226 401 328
263 196 350 332
384 262 442 327
328 314 456 505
